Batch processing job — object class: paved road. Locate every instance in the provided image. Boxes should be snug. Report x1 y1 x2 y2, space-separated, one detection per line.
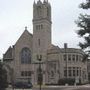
32 85 90 90
6 85 90 90
74 88 90 90
6 88 32 90
72 86 90 90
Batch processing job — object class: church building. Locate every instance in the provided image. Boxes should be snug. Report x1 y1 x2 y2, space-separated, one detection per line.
3 0 88 85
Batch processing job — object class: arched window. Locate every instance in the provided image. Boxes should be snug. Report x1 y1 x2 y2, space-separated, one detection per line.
37 6 42 17
20 47 31 64
47 7 49 17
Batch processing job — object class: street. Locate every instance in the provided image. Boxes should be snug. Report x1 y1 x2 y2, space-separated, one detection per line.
6 89 32 90
32 85 90 90
6 85 90 90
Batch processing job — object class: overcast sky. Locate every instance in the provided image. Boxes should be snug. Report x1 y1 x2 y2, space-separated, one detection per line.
0 0 88 58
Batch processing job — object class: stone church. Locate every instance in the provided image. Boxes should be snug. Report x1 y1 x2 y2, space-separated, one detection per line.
3 0 88 85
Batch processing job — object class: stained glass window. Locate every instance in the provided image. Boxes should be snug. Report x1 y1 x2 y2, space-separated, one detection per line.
21 47 31 64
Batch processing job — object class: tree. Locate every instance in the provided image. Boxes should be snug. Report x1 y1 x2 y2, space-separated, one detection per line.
0 61 8 90
76 0 90 57
80 0 90 9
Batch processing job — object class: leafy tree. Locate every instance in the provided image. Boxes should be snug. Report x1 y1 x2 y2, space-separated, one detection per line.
76 0 90 57
80 0 90 9
0 62 8 90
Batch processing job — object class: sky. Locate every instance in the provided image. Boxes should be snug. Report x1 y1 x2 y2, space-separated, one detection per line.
0 0 88 58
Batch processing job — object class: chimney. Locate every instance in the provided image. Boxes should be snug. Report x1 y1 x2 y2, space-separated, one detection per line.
64 43 68 49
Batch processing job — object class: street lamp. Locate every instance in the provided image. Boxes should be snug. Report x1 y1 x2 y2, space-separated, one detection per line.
37 55 42 90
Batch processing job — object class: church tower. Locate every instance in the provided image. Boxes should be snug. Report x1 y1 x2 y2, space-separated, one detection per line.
33 0 52 62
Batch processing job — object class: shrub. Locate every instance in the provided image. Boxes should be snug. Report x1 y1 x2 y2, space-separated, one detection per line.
58 78 75 85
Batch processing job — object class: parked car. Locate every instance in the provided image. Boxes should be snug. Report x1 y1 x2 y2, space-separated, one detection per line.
13 82 33 88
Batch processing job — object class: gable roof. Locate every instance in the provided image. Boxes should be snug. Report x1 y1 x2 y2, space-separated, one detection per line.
3 46 13 61
15 30 33 46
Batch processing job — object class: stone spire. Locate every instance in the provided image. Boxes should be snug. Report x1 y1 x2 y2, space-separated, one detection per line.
43 0 49 4
33 0 36 6
44 0 48 2
34 0 35 4
37 0 42 4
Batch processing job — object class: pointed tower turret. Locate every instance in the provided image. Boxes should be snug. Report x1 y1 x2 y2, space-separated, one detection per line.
43 0 48 3
37 0 42 5
33 0 36 5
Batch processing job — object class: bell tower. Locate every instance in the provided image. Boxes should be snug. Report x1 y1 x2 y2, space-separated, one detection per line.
33 0 52 62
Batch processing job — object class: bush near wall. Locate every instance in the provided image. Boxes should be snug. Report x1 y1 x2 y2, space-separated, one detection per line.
58 78 82 85
58 78 75 85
